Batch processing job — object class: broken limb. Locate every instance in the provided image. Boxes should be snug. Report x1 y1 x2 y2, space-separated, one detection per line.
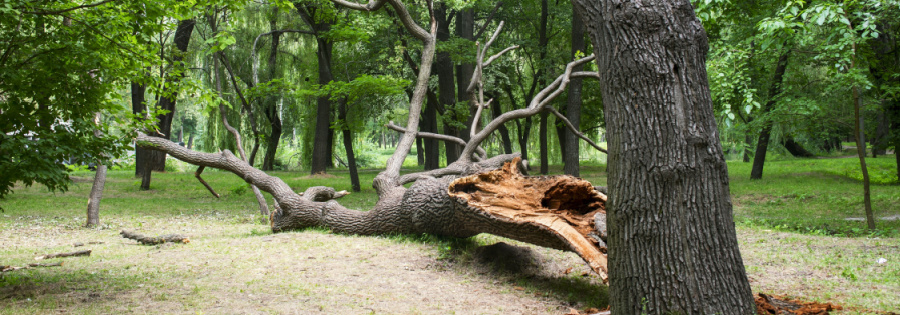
121 230 190 245
1 262 63 272
35 250 91 260
194 166 220 198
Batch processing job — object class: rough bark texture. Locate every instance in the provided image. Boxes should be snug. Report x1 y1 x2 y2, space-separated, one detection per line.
564 7 585 177
310 23 334 174
750 49 790 180
571 0 755 313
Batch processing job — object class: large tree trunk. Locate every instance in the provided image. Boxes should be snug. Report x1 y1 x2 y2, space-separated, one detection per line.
564 7 585 177
138 19 196 184
311 34 334 174
435 4 459 165
750 49 790 180
458 9 477 148
572 0 755 313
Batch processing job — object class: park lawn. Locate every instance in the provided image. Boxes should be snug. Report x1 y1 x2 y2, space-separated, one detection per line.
0 156 898 313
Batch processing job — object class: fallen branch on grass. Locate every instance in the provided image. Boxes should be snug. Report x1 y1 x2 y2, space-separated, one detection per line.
34 250 91 260
1 262 64 272
120 230 190 245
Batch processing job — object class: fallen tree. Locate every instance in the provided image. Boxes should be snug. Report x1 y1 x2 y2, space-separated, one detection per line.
135 0 611 281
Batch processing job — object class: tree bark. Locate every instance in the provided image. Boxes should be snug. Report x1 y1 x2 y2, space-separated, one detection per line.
132 81 148 178
451 7 474 163
750 49 790 180
86 112 106 228
310 22 334 174
435 4 459 165
537 0 550 175
564 7 585 177
572 0 755 313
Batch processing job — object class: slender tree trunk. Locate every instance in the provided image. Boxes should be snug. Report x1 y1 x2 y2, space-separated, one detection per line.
339 99 361 192
750 49 790 179
742 134 752 162
782 135 814 157
311 37 334 174
853 85 876 229
187 134 194 150
416 137 424 166
86 112 106 228
537 0 550 175
491 96 513 154
132 81 148 178
424 91 440 170
565 7 585 177
539 111 549 174
573 0 755 313
262 19 282 171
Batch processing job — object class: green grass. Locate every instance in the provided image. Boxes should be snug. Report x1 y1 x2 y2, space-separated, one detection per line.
728 155 900 237
2 153 899 313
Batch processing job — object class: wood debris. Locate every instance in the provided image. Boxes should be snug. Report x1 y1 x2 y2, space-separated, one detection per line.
120 230 190 245
34 249 91 260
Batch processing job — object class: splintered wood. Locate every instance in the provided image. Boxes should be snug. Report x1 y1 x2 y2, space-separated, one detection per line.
449 158 609 282
120 230 190 245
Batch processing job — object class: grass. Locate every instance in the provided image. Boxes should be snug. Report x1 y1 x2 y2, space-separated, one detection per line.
1 152 898 313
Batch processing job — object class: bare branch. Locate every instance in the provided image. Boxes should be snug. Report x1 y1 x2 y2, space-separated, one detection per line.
473 1 503 39
571 71 601 79
332 0 430 42
194 166 220 198
386 122 485 159
483 45 518 68
545 106 607 153
460 55 597 161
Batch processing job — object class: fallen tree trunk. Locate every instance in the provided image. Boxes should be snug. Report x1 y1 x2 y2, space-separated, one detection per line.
121 230 190 245
1 262 64 272
34 250 91 260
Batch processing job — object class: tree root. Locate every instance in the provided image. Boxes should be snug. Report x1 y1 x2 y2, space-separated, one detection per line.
121 230 190 245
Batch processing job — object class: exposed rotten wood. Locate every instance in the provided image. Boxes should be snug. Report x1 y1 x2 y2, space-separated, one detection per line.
448 158 608 282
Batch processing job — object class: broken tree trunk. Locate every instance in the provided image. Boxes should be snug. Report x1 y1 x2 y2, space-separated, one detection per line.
120 230 190 245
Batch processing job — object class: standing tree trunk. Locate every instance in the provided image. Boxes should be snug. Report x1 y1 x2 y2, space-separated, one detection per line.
132 81 148 179
435 4 459 165
750 49 790 179
539 111 549 174
139 19 196 184
86 112 106 228
339 98 361 192
453 7 474 162
572 0 755 313
262 18 282 171
564 7 585 177
311 36 334 174
490 94 513 154
423 91 441 169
